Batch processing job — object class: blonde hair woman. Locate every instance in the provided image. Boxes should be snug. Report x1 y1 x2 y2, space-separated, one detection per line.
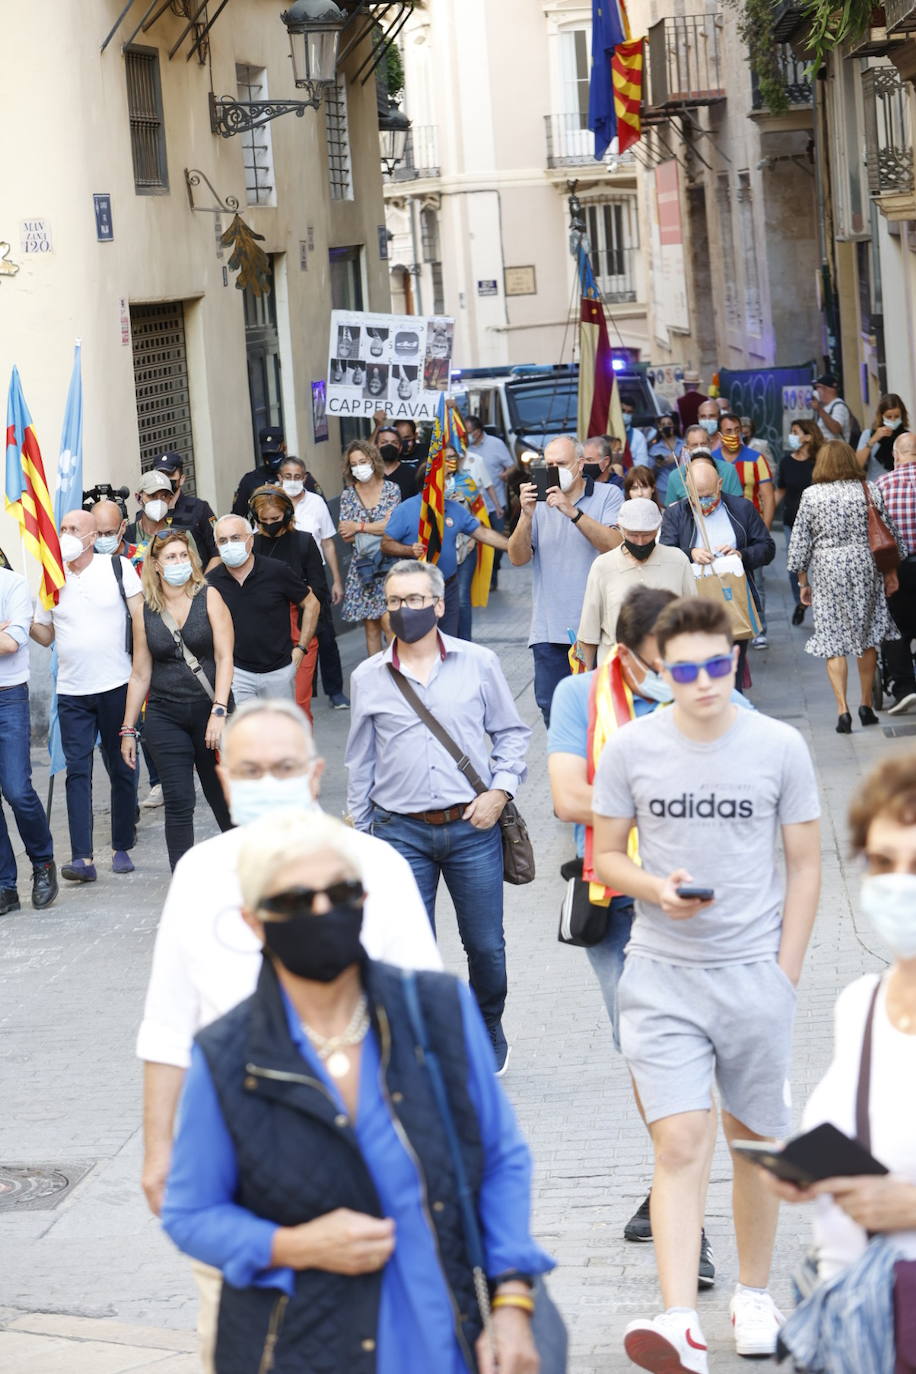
120 530 235 869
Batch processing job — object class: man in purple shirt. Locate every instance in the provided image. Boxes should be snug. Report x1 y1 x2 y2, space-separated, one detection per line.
345 560 530 1074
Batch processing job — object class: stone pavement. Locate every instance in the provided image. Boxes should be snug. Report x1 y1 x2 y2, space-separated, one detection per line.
0 546 904 1373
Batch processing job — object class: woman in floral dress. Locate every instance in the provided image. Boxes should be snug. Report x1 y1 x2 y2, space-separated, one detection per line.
338 439 400 656
788 439 904 734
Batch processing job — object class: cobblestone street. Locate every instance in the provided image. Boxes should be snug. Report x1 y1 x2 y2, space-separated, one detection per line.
0 551 901 1373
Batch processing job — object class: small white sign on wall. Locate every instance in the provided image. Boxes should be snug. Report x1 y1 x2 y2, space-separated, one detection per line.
20 219 53 254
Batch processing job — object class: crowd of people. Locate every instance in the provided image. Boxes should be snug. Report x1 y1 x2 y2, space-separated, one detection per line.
1 389 915 1374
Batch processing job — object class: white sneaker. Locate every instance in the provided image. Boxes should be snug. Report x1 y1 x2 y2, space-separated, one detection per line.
141 784 164 809
624 1312 708 1373
729 1288 784 1357
751 633 768 649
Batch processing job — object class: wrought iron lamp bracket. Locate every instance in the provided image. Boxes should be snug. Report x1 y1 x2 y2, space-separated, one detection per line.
208 89 321 138
184 168 240 214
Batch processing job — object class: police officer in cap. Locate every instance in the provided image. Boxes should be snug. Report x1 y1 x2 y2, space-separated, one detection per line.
154 453 218 566
232 428 321 517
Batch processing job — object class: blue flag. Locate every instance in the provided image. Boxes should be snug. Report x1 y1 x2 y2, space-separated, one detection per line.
54 342 84 529
588 0 626 160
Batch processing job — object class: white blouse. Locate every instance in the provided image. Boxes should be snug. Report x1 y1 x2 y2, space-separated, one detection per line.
802 974 916 1279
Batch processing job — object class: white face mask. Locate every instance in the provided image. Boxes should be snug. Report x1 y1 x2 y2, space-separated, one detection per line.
229 773 319 827
860 873 916 958
556 465 576 493
351 464 374 484
787 433 803 452
60 532 87 563
700 417 719 436
282 479 304 498
144 499 169 522
219 540 250 569
884 416 903 431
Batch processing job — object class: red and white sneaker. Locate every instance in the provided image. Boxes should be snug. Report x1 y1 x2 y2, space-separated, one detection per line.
729 1288 784 1356
624 1312 709 1374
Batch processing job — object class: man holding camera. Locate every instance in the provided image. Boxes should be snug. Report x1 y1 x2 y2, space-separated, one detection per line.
507 435 622 725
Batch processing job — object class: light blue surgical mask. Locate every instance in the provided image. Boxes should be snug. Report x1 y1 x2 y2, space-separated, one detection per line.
229 774 319 827
94 534 120 556
700 418 719 436
162 561 193 587
787 433 803 452
219 540 249 568
637 669 674 704
860 873 916 958
884 416 903 431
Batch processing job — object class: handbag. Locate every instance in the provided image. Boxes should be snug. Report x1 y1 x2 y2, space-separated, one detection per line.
386 665 536 885
687 500 762 643
557 874 609 947
856 979 916 1373
401 971 568 1373
862 482 901 576
159 603 216 703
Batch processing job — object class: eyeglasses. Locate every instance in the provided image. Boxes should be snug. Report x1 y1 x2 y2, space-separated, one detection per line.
385 594 436 611
260 880 365 918
662 654 734 684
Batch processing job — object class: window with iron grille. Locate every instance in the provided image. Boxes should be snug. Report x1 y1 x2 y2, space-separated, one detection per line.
420 208 440 263
236 65 276 207
125 47 168 194
325 76 353 201
586 199 639 302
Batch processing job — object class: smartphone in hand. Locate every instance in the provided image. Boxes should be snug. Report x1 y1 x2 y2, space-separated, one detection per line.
532 467 560 502
676 885 715 902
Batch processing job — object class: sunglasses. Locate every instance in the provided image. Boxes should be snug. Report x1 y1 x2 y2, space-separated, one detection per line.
259 880 365 918
662 653 734 684
151 528 187 543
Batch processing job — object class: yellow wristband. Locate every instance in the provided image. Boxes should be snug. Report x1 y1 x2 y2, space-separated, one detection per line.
491 1295 535 1315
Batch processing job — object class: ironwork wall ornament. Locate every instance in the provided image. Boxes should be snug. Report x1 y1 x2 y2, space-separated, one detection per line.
184 168 240 214
0 242 20 282
209 89 320 138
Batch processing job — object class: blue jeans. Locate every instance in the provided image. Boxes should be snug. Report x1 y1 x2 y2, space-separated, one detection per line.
57 684 137 860
531 642 572 727
456 554 475 641
585 896 634 1052
0 684 54 889
370 806 507 1053
785 525 801 606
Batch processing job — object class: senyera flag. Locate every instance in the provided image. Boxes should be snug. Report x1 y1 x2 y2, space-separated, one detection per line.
576 243 627 460
613 38 644 153
5 367 65 608
419 393 447 564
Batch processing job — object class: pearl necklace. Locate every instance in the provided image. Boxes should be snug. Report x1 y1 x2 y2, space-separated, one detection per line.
301 994 370 1079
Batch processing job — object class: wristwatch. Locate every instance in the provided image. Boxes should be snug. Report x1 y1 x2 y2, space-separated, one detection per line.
210 705 227 717
571 509 584 525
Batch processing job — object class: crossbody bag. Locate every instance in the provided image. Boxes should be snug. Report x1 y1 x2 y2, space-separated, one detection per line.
401 970 567 1372
386 664 535 885
159 603 216 703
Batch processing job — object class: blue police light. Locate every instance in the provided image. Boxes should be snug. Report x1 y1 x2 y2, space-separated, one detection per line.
611 358 625 372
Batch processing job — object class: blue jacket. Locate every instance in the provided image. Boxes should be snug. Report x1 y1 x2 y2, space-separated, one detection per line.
197 959 486 1374
659 492 775 573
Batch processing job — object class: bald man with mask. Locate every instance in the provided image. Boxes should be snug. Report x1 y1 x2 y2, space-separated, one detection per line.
877 432 916 714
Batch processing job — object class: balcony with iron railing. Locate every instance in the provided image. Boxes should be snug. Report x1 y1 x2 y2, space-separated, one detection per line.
384 125 440 183
544 113 637 169
591 244 640 304
645 15 725 111
862 65 915 212
751 42 813 109
884 0 916 33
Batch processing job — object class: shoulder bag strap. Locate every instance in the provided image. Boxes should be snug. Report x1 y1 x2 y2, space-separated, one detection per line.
855 977 882 1150
110 554 133 653
386 663 487 795
401 970 492 1337
159 601 216 702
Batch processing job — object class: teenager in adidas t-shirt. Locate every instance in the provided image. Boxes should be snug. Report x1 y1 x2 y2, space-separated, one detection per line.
592 596 821 1374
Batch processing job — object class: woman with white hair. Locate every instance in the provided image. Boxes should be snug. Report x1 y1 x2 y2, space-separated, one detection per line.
161 810 561 1374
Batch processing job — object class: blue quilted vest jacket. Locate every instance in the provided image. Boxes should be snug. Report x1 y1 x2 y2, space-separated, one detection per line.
196 957 485 1374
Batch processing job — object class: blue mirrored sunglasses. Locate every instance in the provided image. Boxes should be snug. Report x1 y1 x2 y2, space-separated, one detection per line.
662 653 734 685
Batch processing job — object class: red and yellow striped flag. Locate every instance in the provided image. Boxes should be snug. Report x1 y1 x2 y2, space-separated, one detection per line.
5 367 65 608
418 394 447 564
612 39 644 154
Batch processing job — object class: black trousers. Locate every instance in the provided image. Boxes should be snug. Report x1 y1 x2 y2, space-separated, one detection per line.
143 697 233 870
315 600 344 699
885 555 916 696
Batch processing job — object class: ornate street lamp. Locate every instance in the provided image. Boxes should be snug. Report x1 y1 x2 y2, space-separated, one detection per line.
209 0 345 138
379 98 411 176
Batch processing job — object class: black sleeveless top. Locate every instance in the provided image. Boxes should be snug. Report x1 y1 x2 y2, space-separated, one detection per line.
144 590 216 703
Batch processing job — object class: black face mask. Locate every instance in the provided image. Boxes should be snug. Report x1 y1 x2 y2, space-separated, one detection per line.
582 462 603 480
389 603 438 642
623 538 656 561
262 902 365 982
379 443 401 465
660 426 674 438
259 517 287 537
263 453 284 471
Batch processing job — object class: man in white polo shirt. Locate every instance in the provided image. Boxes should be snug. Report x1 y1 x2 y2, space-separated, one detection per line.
137 697 441 1372
31 508 144 881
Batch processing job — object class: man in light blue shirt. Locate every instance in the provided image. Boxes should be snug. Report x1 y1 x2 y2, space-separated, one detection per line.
0 566 58 915
664 427 743 506
507 435 623 726
648 414 686 504
346 559 530 1073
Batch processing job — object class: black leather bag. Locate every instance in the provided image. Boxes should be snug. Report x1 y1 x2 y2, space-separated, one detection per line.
557 875 609 947
386 665 536 885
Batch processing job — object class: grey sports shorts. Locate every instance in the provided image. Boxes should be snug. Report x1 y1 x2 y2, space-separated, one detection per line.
617 954 796 1138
